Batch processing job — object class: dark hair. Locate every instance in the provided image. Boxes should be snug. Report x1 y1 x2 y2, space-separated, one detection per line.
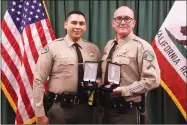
65 10 86 21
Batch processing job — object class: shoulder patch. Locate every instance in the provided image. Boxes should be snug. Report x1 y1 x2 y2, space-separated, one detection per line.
143 50 155 62
41 46 49 54
143 50 156 70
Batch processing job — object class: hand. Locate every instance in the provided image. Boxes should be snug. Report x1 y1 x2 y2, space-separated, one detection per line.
112 87 122 96
36 116 49 124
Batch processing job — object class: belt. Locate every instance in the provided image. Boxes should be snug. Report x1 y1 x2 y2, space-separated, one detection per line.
49 92 87 104
107 96 142 109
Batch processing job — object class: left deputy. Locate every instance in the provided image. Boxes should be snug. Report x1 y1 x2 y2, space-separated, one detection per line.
33 10 101 124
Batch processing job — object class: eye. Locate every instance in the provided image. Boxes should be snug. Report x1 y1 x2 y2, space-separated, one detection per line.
124 16 131 21
116 17 122 21
79 22 85 26
71 21 77 25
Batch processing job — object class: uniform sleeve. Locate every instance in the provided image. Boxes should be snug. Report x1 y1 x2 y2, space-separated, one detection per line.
33 45 53 117
121 43 161 97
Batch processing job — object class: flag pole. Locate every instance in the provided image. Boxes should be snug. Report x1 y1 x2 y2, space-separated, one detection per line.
42 0 50 20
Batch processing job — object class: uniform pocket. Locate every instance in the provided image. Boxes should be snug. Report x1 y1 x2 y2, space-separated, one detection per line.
56 58 75 76
58 58 75 66
113 57 130 65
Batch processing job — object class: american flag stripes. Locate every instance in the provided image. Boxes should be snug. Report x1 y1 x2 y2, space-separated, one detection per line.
1 0 56 124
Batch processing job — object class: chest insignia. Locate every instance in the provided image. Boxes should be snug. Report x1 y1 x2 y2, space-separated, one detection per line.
117 49 129 57
89 52 95 57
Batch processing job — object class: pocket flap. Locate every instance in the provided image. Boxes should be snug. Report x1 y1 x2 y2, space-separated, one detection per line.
113 57 130 65
58 58 75 65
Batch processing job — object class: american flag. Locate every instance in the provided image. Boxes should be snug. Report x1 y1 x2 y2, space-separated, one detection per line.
1 0 56 124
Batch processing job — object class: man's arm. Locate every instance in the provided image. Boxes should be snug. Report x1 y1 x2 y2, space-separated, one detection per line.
115 43 161 96
33 45 53 117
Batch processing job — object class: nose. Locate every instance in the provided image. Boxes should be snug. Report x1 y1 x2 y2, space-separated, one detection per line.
120 19 126 24
75 24 81 29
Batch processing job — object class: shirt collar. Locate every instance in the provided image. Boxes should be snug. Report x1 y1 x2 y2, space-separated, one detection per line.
64 34 83 49
115 32 134 44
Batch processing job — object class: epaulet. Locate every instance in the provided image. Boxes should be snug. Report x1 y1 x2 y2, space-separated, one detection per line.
53 37 64 42
132 37 143 46
132 37 147 51
132 38 140 42
83 39 89 42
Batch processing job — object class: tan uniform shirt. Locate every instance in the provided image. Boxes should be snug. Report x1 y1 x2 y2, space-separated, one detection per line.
101 33 160 102
33 35 100 117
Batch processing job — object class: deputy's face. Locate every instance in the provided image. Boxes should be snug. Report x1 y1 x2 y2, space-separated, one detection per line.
64 14 86 42
112 7 136 37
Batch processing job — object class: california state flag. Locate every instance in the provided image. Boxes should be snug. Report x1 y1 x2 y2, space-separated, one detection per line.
152 1 186 120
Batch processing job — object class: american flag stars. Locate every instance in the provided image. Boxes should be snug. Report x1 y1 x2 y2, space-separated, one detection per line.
8 0 46 33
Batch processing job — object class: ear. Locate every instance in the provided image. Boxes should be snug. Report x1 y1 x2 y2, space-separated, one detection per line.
111 20 115 28
84 23 87 31
132 19 136 28
64 21 67 29
84 26 87 32
81 22 87 33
